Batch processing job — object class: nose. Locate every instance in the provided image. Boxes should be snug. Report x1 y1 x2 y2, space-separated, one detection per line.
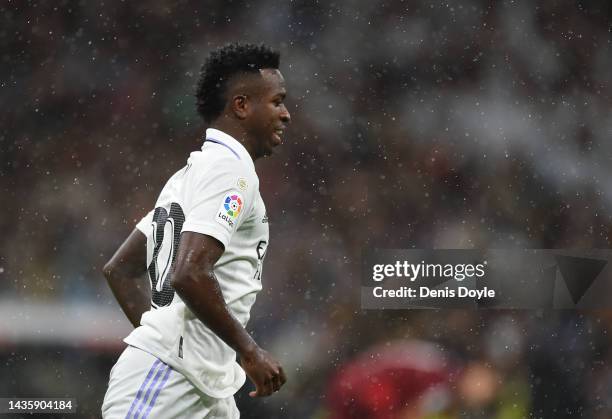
280 105 291 124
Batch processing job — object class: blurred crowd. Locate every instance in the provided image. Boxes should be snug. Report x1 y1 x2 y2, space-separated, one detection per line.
2 0 612 417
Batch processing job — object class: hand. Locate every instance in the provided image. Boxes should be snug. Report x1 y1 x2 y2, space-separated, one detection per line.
240 346 287 397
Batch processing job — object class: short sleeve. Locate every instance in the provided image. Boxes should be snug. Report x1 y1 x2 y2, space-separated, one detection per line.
135 209 154 235
181 159 254 248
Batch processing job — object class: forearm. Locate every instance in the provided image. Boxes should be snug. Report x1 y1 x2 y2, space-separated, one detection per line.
171 232 284 397
103 229 149 328
105 272 151 328
172 271 257 357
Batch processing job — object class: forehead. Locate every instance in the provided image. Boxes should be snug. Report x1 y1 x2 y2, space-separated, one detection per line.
228 69 286 98
257 69 286 94
259 68 285 84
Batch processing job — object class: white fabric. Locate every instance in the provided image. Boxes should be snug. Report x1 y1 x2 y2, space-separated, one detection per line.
102 345 239 419
125 128 268 398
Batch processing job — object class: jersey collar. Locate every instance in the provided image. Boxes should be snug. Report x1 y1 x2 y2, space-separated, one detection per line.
203 128 254 167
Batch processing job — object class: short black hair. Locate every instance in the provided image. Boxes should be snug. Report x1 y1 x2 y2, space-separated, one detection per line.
195 43 280 123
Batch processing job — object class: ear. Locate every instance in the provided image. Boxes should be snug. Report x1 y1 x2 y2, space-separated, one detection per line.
230 94 250 120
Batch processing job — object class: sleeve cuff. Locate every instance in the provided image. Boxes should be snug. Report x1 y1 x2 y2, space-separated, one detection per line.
135 210 153 234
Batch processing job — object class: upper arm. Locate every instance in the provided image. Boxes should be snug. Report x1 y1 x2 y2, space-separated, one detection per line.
103 229 147 278
172 231 225 286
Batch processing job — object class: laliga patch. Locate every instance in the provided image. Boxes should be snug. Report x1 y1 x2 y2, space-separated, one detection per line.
216 191 244 229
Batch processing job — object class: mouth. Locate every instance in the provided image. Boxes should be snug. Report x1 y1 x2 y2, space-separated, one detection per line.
272 128 284 145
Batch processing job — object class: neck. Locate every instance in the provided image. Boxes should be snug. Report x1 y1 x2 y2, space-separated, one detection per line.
210 119 257 160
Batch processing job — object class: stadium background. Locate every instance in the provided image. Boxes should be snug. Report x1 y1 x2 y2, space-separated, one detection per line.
2 0 612 417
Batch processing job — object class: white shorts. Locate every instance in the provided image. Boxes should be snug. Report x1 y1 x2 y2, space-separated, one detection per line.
102 346 239 419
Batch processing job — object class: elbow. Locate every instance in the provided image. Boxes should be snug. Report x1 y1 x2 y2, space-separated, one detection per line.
171 265 211 294
103 260 117 281
170 261 186 289
170 270 190 294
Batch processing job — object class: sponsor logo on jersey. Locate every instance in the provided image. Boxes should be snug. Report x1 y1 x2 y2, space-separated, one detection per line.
216 192 243 229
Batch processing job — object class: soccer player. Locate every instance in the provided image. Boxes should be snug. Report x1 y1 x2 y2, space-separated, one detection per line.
101 43 290 418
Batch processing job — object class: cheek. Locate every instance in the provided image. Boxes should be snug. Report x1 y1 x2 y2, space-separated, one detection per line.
266 105 280 121
254 106 275 126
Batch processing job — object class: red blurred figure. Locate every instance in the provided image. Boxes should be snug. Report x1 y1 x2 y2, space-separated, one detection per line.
327 340 450 419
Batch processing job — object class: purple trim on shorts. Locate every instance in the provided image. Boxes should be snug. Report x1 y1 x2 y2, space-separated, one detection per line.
205 138 241 160
132 364 169 419
125 359 161 419
141 365 173 419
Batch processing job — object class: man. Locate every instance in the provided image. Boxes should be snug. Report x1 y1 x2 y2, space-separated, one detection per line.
101 43 290 418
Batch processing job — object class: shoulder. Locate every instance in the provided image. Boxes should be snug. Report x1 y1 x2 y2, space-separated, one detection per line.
193 151 256 181
186 151 258 196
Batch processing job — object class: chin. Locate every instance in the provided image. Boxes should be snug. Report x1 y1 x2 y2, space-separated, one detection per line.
255 146 273 159
265 143 278 156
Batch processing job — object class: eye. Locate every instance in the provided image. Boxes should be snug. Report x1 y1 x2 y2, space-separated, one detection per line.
273 94 286 107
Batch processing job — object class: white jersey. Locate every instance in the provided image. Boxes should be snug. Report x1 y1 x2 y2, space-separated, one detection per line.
124 128 268 398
